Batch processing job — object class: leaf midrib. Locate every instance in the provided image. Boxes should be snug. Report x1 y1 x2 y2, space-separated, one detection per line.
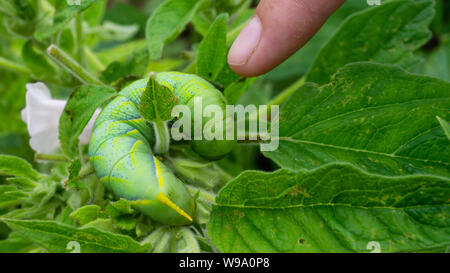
214 202 449 213
277 137 448 166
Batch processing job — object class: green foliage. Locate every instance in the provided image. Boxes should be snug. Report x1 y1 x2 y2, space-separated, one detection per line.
209 164 450 253
265 63 449 177
67 158 81 181
306 0 435 85
0 155 39 181
423 35 450 82
0 233 36 253
70 205 108 226
59 85 116 157
35 0 97 40
146 0 205 60
1 0 39 38
437 116 450 140
1 219 151 253
0 0 449 253
22 40 56 80
197 13 229 81
139 74 179 122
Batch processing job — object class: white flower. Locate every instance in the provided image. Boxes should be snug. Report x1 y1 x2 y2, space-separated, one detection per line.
21 82 100 154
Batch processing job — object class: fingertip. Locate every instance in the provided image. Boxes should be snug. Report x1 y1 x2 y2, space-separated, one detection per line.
227 0 346 78
227 16 263 77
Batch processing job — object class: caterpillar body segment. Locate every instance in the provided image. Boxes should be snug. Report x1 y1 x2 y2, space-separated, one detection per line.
89 72 235 225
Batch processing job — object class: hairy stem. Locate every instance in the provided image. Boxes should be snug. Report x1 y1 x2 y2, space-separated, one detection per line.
153 120 170 154
84 46 105 71
35 153 69 162
61 165 95 189
47 44 103 85
76 166 96 181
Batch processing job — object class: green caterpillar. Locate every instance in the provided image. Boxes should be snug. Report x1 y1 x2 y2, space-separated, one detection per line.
89 72 235 225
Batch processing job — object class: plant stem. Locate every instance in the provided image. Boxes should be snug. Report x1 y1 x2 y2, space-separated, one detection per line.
35 153 69 162
75 166 96 181
61 165 95 188
153 120 170 154
267 76 306 106
84 46 105 71
0 57 31 75
47 44 103 85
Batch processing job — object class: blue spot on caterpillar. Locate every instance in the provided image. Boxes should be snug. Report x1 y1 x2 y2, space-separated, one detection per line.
89 72 236 225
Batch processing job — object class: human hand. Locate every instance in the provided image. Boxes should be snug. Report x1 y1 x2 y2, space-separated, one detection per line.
228 0 346 77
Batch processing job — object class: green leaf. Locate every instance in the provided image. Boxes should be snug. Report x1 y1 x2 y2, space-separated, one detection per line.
0 185 22 209
112 215 136 231
101 48 148 84
264 63 450 177
6 177 36 189
35 0 97 40
139 73 179 122
306 0 434 85
192 12 212 36
59 85 116 158
97 39 147 65
146 0 205 60
105 199 135 217
70 205 108 226
58 28 76 55
82 218 119 234
209 164 450 253
423 35 450 82
197 13 229 81
3 200 61 219
93 21 139 42
21 40 56 79
0 155 39 180
68 158 81 181
215 62 241 88
1 0 39 38
83 0 107 27
0 233 37 253
437 116 450 141
1 219 151 253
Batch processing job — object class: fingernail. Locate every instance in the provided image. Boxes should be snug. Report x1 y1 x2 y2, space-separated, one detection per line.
228 16 262 66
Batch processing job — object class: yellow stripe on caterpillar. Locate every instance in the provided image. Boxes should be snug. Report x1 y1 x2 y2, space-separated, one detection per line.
130 140 144 165
153 156 164 188
129 199 154 205
156 192 193 222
